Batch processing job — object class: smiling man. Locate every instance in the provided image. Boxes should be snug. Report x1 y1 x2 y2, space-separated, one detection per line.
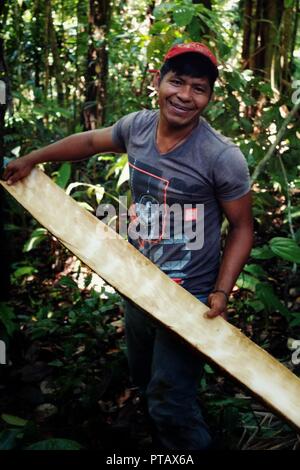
3 42 253 450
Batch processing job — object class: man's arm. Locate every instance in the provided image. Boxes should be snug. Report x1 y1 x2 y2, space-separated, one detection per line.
2 127 124 185
206 191 253 319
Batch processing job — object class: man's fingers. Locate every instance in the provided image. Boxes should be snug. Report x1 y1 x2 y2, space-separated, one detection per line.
205 308 227 319
2 168 11 180
205 309 222 319
2 166 17 182
6 171 20 185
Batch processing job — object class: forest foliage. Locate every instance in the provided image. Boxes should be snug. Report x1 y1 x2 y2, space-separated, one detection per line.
0 0 300 450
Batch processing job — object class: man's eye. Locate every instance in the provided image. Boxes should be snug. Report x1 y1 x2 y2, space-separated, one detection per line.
194 87 205 93
170 79 182 86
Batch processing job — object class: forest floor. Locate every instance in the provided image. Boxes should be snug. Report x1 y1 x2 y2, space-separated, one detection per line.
1 241 300 451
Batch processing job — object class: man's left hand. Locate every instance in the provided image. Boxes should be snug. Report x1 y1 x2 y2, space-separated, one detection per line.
205 292 228 319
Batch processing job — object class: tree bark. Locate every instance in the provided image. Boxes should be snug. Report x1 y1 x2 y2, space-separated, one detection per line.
32 0 43 89
48 0 64 106
242 0 284 79
83 0 112 130
281 0 296 88
44 1 50 103
241 0 253 69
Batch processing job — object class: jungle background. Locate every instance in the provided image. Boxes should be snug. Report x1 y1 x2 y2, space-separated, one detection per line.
0 0 300 451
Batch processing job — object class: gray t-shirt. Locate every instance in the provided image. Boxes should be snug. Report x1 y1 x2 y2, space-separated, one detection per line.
112 109 250 296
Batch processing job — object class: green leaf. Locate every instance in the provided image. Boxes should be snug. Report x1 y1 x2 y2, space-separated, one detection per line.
240 117 252 133
12 266 38 279
117 162 129 188
288 314 300 327
147 36 165 61
236 273 259 292
150 21 168 35
251 246 275 260
255 283 289 316
269 237 300 264
153 3 173 20
0 302 17 336
23 228 48 252
284 0 294 8
245 299 264 312
77 201 94 212
55 162 71 189
1 414 28 427
173 7 194 27
48 360 64 367
25 438 82 450
186 17 201 41
204 364 214 374
58 276 78 289
243 264 267 279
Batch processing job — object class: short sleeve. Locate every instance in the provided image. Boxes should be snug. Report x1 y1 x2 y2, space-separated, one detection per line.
111 112 139 152
214 146 251 201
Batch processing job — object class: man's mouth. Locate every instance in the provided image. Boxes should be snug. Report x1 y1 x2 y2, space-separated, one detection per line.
168 99 194 113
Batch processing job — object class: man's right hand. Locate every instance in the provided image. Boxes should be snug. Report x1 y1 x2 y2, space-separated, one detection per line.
2 156 35 185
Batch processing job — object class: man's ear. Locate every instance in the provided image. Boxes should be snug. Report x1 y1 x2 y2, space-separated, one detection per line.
153 71 161 91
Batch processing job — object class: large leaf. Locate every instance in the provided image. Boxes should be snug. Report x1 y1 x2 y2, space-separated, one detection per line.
243 264 267 279
23 227 48 252
55 162 71 189
255 284 289 316
1 414 28 427
284 0 294 7
251 245 275 260
0 302 17 336
269 237 300 264
25 438 82 450
12 265 38 279
173 6 194 27
236 273 259 292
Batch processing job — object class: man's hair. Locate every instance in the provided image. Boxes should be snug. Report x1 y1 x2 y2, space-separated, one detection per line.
159 52 218 92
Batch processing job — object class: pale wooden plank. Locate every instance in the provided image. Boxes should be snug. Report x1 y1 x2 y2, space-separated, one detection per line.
1 168 300 429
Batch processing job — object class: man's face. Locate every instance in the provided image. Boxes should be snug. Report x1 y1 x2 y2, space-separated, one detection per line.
156 71 212 129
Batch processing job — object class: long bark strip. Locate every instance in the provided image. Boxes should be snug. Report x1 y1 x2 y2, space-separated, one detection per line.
1 169 300 429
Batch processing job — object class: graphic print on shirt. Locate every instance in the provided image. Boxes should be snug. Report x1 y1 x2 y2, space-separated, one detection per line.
128 160 197 284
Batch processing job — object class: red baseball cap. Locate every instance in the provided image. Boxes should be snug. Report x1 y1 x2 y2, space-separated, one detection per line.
164 42 218 69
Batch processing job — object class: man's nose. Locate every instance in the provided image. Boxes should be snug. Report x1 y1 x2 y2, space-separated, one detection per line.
177 85 192 101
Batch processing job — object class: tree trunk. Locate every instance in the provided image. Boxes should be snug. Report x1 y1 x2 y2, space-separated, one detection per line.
48 0 64 107
281 0 297 89
73 0 88 128
242 0 285 86
44 1 50 105
261 0 283 87
83 0 112 130
0 0 11 300
32 0 43 89
241 0 253 69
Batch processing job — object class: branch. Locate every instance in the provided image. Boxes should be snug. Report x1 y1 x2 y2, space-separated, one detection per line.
251 100 300 183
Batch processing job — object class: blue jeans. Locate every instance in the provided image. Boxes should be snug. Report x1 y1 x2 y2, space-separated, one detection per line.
123 294 212 450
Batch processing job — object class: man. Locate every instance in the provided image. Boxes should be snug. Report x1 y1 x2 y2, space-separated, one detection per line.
3 42 253 450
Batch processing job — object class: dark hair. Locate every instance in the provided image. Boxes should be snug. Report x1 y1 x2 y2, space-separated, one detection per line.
160 52 218 92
